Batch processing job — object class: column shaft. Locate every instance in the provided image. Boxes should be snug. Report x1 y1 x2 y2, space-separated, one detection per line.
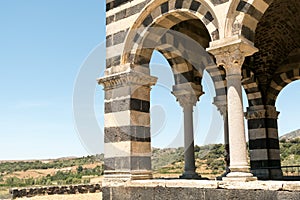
226 73 248 171
213 100 230 177
223 111 230 173
183 105 196 175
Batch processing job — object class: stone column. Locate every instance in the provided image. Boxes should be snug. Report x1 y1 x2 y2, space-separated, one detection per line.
98 68 157 181
172 84 203 179
208 39 258 181
214 98 230 177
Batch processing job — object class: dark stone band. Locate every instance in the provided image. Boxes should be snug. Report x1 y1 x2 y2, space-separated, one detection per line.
105 98 150 114
104 126 150 143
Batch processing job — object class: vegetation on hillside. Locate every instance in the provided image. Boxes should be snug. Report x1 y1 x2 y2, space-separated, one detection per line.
280 138 300 166
0 155 103 188
0 165 103 188
0 155 103 174
152 138 300 177
152 144 226 176
0 129 300 191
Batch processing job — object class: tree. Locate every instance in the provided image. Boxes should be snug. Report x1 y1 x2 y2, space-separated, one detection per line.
77 165 83 173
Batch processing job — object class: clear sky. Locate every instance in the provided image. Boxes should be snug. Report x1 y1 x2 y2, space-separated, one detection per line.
0 1 299 160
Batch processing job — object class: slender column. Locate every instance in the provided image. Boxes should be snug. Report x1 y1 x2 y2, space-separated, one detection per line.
224 112 230 172
183 101 197 178
214 99 230 177
226 58 249 173
172 84 203 179
208 39 258 181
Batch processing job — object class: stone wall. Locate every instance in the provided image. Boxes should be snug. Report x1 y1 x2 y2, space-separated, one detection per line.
106 0 150 69
10 184 101 199
103 180 300 200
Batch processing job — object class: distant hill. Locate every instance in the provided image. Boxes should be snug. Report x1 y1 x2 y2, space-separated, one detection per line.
0 156 78 164
280 129 300 141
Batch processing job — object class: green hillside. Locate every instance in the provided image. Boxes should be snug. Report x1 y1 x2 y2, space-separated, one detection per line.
152 144 226 176
0 129 299 198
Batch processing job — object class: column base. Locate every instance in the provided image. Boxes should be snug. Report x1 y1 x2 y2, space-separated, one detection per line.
216 168 230 180
104 170 153 182
180 172 205 180
222 172 257 182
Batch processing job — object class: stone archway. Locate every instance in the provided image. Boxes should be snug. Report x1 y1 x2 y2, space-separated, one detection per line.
101 0 300 185
99 0 225 181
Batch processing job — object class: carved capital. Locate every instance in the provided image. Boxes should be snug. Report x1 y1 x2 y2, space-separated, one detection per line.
172 83 204 108
215 47 245 74
245 110 266 120
174 93 200 108
207 37 258 76
245 105 280 119
245 105 266 120
213 101 227 117
98 70 157 90
265 105 280 119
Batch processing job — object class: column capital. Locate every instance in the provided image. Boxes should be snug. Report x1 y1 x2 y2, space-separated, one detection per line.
172 83 204 108
213 101 227 117
265 105 280 119
245 105 280 119
207 37 258 75
245 105 266 120
173 93 199 108
213 96 227 117
104 63 150 76
98 69 157 90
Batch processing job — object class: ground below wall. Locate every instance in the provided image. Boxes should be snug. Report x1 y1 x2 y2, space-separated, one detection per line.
102 180 300 200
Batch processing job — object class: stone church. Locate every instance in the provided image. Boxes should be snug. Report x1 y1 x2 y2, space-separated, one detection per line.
98 0 300 186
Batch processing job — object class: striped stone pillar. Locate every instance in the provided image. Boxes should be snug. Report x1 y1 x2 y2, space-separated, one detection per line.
265 105 283 179
98 69 157 181
246 105 283 180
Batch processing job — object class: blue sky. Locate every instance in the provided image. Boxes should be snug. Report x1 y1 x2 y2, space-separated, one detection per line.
0 0 105 160
0 1 299 160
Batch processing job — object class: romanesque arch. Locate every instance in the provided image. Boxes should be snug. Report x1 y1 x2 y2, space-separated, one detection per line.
100 0 227 180
267 50 300 106
121 0 219 69
100 1 300 188
229 0 274 41
120 0 229 110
